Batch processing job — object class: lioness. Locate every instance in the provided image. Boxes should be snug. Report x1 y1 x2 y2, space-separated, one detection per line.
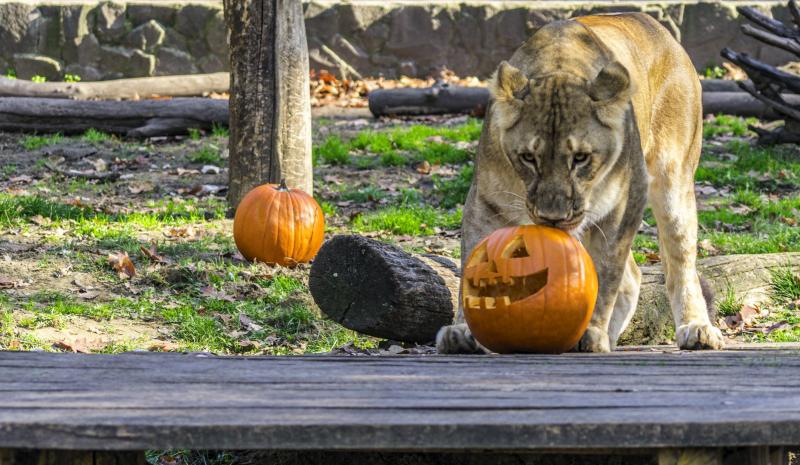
437 13 725 353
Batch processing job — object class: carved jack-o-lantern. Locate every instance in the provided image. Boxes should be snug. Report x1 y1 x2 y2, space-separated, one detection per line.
462 225 598 354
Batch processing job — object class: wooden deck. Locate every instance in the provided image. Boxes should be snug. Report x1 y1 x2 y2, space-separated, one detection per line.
0 346 799 462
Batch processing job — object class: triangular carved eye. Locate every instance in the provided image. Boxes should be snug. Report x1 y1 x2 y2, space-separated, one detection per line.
501 236 529 259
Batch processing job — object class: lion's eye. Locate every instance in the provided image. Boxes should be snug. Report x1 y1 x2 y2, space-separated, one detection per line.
573 152 591 165
520 152 536 163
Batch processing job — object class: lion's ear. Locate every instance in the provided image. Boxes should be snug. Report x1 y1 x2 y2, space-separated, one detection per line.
589 61 630 102
489 61 528 129
489 61 528 103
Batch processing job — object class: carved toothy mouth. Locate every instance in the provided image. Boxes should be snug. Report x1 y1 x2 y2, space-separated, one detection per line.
464 268 549 310
463 235 550 311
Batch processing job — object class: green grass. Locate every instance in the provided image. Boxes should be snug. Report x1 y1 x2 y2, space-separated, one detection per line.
211 123 229 138
703 115 758 139
313 119 482 167
353 206 461 235
82 128 112 144
314 136 350 166
0 194 225 234
64 73 81 83
770 267 800 304
341 186 386 203
189 146 223 165
716 284 742 316
703 66 728 79
187 128 202 141
380 151 407 167
434 164 474 208
697 141 800 190
4 68 16 79
30 75 46 83
21 133 63 151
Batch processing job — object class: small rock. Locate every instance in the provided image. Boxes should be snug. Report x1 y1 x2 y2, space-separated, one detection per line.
12 53 62 80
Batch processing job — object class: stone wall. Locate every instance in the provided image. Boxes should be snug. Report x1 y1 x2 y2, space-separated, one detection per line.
0 0 794 81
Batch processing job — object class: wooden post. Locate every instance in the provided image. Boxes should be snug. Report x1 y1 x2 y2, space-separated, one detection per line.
0 450 145 465
223 0 313 209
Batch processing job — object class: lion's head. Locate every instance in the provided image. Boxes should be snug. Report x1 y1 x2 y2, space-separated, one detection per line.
487 22 634 233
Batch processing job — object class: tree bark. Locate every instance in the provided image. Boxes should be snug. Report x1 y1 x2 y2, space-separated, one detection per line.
0 97 228 137
309 235 458 344
224 0 312 210
310 235 800 346
0 73 229 100
367 83 788 120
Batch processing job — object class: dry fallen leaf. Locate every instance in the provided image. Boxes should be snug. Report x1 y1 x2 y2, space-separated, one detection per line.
53 338 92 354
140 244 165 263
416 160 432 175
201 285 235 302
698 239 718 255
239 313 263 332
149 341 180 352
128 182 154 194
108 251 136 279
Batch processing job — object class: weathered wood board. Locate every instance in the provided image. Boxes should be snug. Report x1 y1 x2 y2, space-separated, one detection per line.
0 348 799 451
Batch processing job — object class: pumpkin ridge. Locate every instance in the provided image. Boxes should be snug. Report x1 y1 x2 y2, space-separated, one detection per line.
259 185 279 264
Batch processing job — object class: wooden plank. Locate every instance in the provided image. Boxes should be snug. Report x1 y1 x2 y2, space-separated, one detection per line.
0 350 799 451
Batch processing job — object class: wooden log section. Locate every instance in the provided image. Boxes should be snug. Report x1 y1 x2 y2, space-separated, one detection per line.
309 235 457 343
0 73 229 100
309 235 800 345
367 81 791 119
0 97 228 137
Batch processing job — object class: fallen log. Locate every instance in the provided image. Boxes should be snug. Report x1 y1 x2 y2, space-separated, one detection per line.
0 73 229 100
309 234 458 343
309 234 800 346
367 83 793 119
0 97 228 137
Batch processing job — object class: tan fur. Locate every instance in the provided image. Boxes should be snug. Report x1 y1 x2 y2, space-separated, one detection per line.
436 13 724 353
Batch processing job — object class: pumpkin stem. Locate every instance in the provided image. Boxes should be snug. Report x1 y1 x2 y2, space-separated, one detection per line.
277 179 289 191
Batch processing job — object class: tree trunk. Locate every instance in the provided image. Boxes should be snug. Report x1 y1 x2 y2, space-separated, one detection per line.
309 235 800 346
309 235 458 343
0 73 229 100
223 0 312 209
0 97 228 137
367 84 789 120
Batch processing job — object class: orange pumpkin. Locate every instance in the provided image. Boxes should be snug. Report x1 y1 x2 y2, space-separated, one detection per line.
462 225 598 354
233 180 325 266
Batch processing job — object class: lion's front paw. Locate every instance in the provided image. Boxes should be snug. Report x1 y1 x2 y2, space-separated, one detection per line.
576 326 611 353
436 324 487 354
676 321 725 350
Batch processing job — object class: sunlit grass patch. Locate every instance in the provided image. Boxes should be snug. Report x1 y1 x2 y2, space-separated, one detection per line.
434 164 473 208
353 206 461 235
703 115 757 139
770 267 800 304
697 141 800 190
21 133 64 151
82 128 113 144
716 284 743 316
314 136 350 166
189 145 223 166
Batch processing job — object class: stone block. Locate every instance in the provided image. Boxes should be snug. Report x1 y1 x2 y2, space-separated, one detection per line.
127 4 176 27
13 53 62 80
175 4 215 38
155 46 198 75
205 10 228 56
60 5 93 41
99 45 154 77
64 63 102 81
198 54 226 73
125 20 165 52
76 33 100 66
94 1 128 42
